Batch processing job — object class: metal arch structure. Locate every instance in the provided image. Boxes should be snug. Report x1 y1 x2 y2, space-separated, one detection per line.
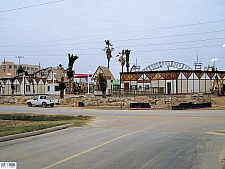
142 61 194 71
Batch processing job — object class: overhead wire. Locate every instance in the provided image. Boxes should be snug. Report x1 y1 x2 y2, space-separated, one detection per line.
1 17 224 69
0 44 222 56
0 0 66 13
1 2 224 71
1 18 225 46
0 37 225 52
0 29 224 49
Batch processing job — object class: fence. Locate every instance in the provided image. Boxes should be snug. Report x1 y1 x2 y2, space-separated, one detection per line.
110 87 166 99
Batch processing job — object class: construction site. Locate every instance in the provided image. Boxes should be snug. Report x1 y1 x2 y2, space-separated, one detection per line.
0 58 224 110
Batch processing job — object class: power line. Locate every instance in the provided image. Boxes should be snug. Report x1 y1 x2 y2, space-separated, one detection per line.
0 37 224 53
124 37 225 48
1 29 224 48
0 44 222 55
113 30 225 43
1 19 225 46
1 36 224 49
134 44 221 53
0 0 66 13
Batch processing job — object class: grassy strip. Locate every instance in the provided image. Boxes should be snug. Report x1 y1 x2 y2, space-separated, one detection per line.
0 113 93 137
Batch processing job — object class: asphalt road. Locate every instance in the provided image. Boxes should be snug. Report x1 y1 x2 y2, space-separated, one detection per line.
0 106 225 169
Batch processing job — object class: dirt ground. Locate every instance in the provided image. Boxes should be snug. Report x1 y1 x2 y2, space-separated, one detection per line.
209 95 225 110
0 94 225 110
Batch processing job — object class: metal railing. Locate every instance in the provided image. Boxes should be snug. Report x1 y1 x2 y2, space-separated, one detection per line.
109 87 166 99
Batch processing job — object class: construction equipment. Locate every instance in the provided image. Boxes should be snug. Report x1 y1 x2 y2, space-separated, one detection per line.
211 75 225 96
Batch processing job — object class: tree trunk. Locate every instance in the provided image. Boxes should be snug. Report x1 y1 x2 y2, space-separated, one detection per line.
107 59 110 69
60 90 64 99
102 91 106 98
126 62 129 72
68 79 71 94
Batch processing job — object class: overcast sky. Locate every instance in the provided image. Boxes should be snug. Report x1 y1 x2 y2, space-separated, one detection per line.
0 0 225 79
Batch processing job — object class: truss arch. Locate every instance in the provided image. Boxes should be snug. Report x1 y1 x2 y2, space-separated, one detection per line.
142 61 193 71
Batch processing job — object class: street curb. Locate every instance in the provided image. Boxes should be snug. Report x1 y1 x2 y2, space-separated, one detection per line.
0 124 74 142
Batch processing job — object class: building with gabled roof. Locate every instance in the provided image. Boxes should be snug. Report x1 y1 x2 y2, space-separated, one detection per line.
0 67 66 96
92 66 115 96
120 61 225 96
92 66 115 81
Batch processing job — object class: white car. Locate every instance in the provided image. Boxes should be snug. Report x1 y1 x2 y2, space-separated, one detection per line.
27 95 55 108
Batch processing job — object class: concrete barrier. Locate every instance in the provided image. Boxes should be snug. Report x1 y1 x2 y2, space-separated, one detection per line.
0 124 74 142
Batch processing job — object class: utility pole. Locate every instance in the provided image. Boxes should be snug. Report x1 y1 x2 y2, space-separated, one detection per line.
15 56 24 76
15 56 24 66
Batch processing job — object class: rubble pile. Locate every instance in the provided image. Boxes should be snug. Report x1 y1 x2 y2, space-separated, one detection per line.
0 93 224 110
171 93 211 106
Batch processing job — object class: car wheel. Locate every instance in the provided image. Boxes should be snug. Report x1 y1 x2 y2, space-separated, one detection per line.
42 102 47 108
27 102 32 107
50 103 54 107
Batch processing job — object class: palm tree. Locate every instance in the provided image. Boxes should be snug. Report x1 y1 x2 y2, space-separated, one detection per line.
103 40 114 69
59 76 66 99
97 73 107 98
16 65 29 76
125 49 131 72
116 49 126 73
67 53 79 94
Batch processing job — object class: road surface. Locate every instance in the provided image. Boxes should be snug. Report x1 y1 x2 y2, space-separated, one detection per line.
0 106 225 169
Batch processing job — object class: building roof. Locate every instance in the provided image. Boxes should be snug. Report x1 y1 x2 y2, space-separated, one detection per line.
92 66 115 81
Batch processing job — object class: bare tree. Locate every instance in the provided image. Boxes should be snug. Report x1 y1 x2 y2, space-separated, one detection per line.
103 40 114 69
97 73 107 98
67 53 79 94
59 76 66 99
116 49 126 73
16 65 29 76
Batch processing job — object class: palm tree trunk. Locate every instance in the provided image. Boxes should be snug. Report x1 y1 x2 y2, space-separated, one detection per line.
126 62 129 72
108 59 110 69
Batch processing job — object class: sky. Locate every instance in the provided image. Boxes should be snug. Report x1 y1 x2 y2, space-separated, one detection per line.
0 0 225 79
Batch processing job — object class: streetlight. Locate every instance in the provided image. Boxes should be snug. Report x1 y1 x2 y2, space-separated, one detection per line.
211 58 217 70
88 71 91 94
23 74 25 96
52 70 56 95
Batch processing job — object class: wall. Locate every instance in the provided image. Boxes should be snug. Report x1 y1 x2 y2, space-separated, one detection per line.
120 70 225 94
0 77 60 96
